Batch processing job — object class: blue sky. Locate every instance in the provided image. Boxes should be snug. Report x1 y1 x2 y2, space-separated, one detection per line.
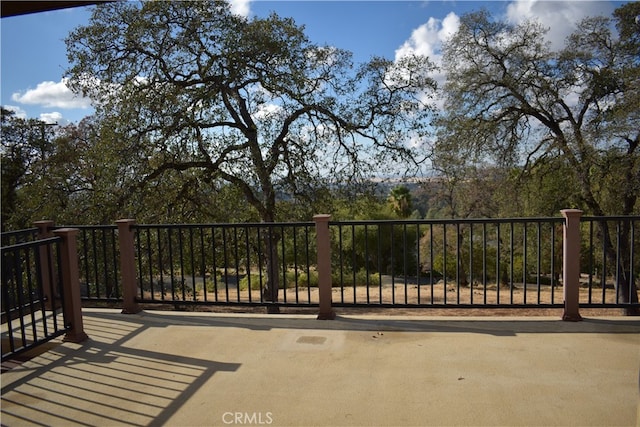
1 1 624 125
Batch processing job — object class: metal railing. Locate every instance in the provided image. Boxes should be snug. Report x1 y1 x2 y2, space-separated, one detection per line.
1 237 69 361
7 213 636 314
580 217 639 307
133 222 317 307
329 218 566 307
75 225 120 301
1 228 38 246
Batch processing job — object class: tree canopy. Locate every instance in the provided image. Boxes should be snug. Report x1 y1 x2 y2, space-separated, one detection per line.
4 2 635 226
61 0 437 305
436 3 639 218
64 0 436 224
433 3 639 309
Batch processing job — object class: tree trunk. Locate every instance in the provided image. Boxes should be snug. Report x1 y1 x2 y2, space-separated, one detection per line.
261 226 281 314
457 227 469 287
617 275 639 316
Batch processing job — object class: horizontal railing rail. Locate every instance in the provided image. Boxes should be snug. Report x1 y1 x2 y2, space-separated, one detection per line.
1 228 38 246
1 237 69 361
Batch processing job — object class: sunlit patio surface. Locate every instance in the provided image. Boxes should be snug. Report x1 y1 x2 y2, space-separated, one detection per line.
1 308 639 426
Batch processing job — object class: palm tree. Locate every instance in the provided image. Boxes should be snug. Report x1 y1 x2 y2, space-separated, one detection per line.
388 185 413 218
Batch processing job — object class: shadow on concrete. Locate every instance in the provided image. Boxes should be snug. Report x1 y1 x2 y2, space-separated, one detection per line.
1 309 638 427
1 311 240 426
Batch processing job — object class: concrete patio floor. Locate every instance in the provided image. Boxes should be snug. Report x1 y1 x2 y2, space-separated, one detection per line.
1 308 639 426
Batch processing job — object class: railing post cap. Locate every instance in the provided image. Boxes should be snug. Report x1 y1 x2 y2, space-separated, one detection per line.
53 227 79 236
313 214 331 222
116 219 136 224
34 220 55 235
560 209 583 218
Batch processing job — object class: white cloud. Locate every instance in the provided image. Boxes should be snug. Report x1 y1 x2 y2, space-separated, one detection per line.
394 12 460 90
11 78 92 109
395 12 460 60
253 102 283 121
505 0 615 50
3 105 27 119
394 1 616 107
228 0 251 17
439 12 462 44
40 112 69 126
394 12 460 109
396 1 615 70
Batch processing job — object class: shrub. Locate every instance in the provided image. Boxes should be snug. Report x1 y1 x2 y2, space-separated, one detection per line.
285 269 319 288
238 269 320 290
196 274 223 293
332 269 380 287
238 274 263 291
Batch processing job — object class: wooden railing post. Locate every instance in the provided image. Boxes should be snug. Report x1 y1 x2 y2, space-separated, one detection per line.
561 209 583 321
35 220 57 310
116 219 141 314
314 214 335 320
53 228 89 343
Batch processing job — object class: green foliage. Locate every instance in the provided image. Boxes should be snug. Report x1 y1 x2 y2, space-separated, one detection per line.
1 108 58 229
332 269 381 287
330 191 389 221
286 270 319 288
333 221 420 277
4 4 637 231
420 221 561 286
438 5 639 218
64 0 436 228
434 3 638 305
238 269 318 291
388 185 413 218
238 274 263 292
0 113 145 227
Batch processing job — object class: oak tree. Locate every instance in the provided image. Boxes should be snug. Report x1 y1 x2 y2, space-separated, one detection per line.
438 4 640 312
65 0 436 306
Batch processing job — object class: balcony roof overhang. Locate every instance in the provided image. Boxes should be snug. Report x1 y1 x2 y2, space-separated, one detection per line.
1 1 110 18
